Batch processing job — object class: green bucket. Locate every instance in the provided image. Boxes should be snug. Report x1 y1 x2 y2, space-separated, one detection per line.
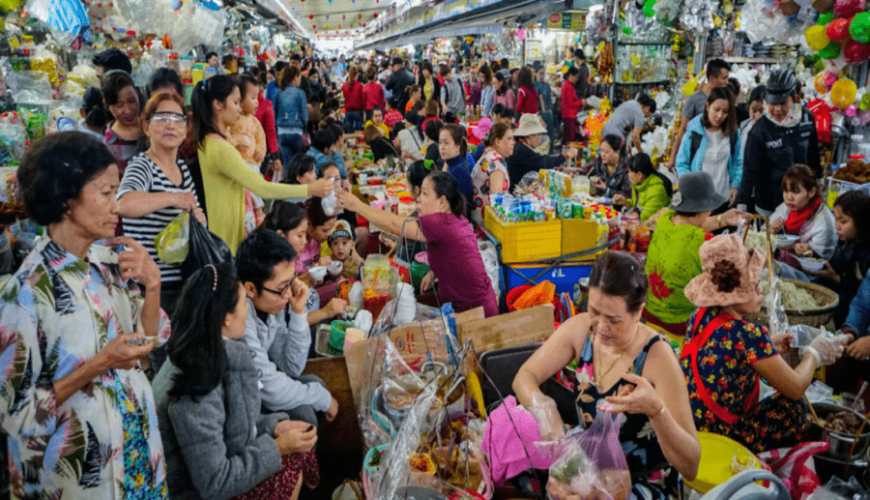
410 261 431 294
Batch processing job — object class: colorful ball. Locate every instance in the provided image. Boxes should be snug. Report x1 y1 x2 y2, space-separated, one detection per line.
834 0 865 19
826 18 851 41
850 12 870 44
820 41 842 59
831 78 858 109
806 24 830 51
818 11 834 25
844 40 870 63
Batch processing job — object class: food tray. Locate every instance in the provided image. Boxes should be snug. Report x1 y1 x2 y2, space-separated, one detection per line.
747 279 839 328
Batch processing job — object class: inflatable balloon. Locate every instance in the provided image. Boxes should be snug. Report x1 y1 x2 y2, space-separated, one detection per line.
831 78 858 109
835 0 865 19
846 105 859 117
818 11 834 25
820 41 842 59
850 12 870 44
861 93 870 111
845 40 870 63
806 24 830 50
827 18 851 41
814 72 831 93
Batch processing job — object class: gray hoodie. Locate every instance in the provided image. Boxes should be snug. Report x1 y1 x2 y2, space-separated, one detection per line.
242 298 332 413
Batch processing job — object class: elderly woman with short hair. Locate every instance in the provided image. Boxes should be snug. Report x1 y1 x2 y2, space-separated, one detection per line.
0 131 169 500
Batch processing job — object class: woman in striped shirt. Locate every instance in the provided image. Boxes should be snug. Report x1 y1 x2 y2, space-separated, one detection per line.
117 92 205 319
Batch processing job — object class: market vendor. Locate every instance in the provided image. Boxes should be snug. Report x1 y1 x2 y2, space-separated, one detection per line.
643 172 748 339
514 252 700 499
103 70 143 179
337 171 498 317
681 234 847 453
613 153 673 223
600 94 656 154
582 134 631 200
506 114 579 189
737 69 821 217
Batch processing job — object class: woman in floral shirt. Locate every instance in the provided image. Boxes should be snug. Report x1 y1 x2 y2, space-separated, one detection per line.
682 234 846 452
471 123 514 227
1 132 170 500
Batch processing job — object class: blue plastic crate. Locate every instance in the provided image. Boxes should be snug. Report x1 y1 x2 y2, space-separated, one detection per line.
502 263 593 304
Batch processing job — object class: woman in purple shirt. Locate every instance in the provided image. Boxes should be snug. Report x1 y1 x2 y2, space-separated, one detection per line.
338 171 498 317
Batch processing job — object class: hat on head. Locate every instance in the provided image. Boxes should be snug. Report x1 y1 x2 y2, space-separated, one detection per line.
670 171 728 213
328 220 354 243
684 234 766 307
514 114 547 137
472 117 493 140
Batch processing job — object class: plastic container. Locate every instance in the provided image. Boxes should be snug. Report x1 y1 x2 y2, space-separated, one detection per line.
684 432 763 494
484 207 562 264
398 195 415 217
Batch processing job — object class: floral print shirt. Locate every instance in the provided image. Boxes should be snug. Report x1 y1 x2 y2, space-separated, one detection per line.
471 149 509 227
0 236 169 500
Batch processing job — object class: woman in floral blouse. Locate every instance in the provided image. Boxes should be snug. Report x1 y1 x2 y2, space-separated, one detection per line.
471 123 514 226
682 234 847 452
0 131 170 500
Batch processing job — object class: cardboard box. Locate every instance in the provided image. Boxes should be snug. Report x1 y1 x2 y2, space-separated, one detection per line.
810 0 833 12
458 305 555 354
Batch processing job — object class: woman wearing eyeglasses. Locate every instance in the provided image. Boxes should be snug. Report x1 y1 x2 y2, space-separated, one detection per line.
118 93 206 320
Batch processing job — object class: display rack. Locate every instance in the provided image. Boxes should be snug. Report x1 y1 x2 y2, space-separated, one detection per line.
609 38 671 106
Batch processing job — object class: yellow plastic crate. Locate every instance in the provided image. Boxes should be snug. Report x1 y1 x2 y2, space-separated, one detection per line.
826 176 870 208
561 218 608 262
484 207 562 264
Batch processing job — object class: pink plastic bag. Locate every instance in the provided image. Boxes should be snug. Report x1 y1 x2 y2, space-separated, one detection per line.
757 442 828 500
547 411 631 500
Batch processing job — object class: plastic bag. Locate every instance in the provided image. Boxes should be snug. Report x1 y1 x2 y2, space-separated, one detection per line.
757 442 828 500
548 411 631 500
180 216 232 279
155 212 190 265
808 476 870 500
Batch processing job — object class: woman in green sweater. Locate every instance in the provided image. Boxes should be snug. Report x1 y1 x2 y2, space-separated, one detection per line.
191 75 333 254
613 153 673 222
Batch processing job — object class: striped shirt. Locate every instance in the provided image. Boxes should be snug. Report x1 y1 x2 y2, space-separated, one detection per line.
117 152 200 286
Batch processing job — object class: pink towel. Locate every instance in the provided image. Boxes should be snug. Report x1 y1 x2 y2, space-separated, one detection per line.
482 396 554 487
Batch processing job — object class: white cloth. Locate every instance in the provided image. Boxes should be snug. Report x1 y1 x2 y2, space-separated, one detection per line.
702 129 731 200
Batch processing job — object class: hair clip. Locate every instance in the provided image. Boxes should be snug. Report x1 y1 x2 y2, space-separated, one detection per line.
424 160 434 171
202 79 208 92
206 264 218 291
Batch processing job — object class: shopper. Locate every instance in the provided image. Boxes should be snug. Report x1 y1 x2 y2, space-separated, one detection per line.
118 92 204 317
419 61 441 103
266 61 288 102
739 86 766 162
326 122 349 178
386 57 416 114
296 197 337 280
682 234 846 453
738 69 822 217
383 101 404 130
493 72 516 110
342 66 365 133
572 48 590 99
675 86 742 212
6 131 166 499
103 70 143 178
601 94 656 154
536 66 556 142
613 153 674 223
471 123 514 226
78 87 109 140
272 66 309 171
366 123 399 162
729 77 750 123
396 110 426 161
769 165 836 261
153 263 319 500
338 171 498 316
306 128 338 175
423 118 444 167
513 251 700 498
842 273 870 358
515 66 540 115
231 74 270 233
439 124 475 211
561 66 584 143
192 75 332 254
284 153 317 186
479 64 496 118
93 47 133 83
507 114 578 189
583 134 631 199
364 106 391 138
363 66 386 121
440 65 466 117
404 84 422 114
668 58 732 171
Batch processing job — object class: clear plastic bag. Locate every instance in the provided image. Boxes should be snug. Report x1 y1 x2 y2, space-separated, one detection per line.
154 212 190 265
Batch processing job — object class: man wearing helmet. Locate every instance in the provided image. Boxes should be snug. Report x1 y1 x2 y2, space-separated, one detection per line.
737 69 821 217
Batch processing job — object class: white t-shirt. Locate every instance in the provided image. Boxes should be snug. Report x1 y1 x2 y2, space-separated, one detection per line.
702 129 731 200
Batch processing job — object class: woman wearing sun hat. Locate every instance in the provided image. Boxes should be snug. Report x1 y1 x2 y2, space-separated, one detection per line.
681 233 847 452
505 114 578 189
643 172 748 341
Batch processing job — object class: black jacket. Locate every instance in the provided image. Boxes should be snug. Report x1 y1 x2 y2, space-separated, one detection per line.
828 239 870 324
506 142 566 189
418 76 441 105
738 108 821 212
386 68 416 112
370 137 399 162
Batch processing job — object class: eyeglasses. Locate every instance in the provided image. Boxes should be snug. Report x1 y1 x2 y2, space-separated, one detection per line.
150 113 187 125
262 274 298 297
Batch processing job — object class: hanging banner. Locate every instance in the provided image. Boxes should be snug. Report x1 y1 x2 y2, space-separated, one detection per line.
547 12 583 30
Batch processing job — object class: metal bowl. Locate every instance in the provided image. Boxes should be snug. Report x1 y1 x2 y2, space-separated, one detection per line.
809 402 870 461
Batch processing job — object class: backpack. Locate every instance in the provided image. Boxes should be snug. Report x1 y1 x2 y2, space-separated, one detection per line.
688 130 738 166
444 78 465 107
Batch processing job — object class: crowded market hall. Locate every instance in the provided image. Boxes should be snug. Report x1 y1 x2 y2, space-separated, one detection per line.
5 0 870 498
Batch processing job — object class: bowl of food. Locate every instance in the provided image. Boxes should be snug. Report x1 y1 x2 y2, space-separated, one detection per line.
809 402 870 460
772 234 799 248
368 176 384 186
308 266 328 282
798 257 826 272
328 261 344 276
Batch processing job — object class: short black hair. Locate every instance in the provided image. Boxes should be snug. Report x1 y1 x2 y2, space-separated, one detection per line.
392 57 404 66
146 67 184 99
491 103 505 117
588 252 648 313
637 94 657 113
424 118 444 141
235 228 298 292
311 129 336 152
284 153 316 185
93 48 132 74
749 85 767 104
206 52 218 60
573 48 586 60
18 132 117 226
706 58 732 79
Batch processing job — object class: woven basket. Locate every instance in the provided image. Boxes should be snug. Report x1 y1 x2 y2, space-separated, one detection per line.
747 279 839 328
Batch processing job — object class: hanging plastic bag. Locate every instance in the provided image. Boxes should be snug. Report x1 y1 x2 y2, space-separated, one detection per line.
154 212 190 265
548 411 631 500
180 216 233 279
757 442 828 500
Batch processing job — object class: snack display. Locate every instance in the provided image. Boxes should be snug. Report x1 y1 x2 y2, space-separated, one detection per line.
834 159 870 184
760 279 820 310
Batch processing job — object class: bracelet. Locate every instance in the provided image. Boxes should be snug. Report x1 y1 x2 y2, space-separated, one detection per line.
650 400 666 419
717 215 723 228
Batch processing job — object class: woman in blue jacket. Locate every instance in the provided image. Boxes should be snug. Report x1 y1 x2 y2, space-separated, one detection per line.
271 66 309 172
675 86 742 214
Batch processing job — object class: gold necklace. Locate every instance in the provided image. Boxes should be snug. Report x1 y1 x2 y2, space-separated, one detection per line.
592 328 639 391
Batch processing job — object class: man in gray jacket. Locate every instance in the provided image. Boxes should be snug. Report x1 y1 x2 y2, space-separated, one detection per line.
236 229 339 428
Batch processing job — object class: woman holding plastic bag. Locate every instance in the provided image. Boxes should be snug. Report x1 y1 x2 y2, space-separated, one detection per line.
681 234 848 453
514 252 700 499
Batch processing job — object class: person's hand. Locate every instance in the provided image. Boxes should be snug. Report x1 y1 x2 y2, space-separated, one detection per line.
591 178 606 191
308 178 335 198
275 425 318 455
193 207 206 226
770 332 793 353
770 218 785 234
420 271 436 292
527 392 565 441
402 150 415 160
326 397 339 422
272 159 283 174
565 147 579 160
729 188 738 207
325 298 347 318
806 334 847 366
272 419 311 437
233 138 249 155
336 189 363 212
666 155 676 172
846 336 870 360
719 208 749 227
604 373 664 417
612 193 629 207
95 332 155 371
317 256 332 267
806 261 840 282
288 277 310 315
114 237 161 290
170 192 198 212
794 243 813 257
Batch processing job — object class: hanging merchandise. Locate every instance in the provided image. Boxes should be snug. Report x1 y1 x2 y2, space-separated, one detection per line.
680 0 716 32
24 0 91 46
844 40 870 63
850 11 870 43
826 17 851 40
831 78 858 109
805 24 830 49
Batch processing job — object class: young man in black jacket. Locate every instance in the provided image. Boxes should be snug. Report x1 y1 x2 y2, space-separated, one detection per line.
385 57 416 116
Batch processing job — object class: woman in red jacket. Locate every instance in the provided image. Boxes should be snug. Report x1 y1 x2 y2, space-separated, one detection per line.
342 66 365 133
255 89 281 178
515 66 540 116
561 66 584 143
362 66 385 121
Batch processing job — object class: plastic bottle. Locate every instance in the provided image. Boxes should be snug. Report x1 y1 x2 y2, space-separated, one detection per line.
322 190 337 216
398 195 415 217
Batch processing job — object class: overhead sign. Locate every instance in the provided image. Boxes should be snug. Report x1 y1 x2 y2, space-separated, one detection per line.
547 12 584 30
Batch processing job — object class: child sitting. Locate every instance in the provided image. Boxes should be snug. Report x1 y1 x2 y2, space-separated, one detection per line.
230 74 268 233
770 165 836 263
328 220 363 281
